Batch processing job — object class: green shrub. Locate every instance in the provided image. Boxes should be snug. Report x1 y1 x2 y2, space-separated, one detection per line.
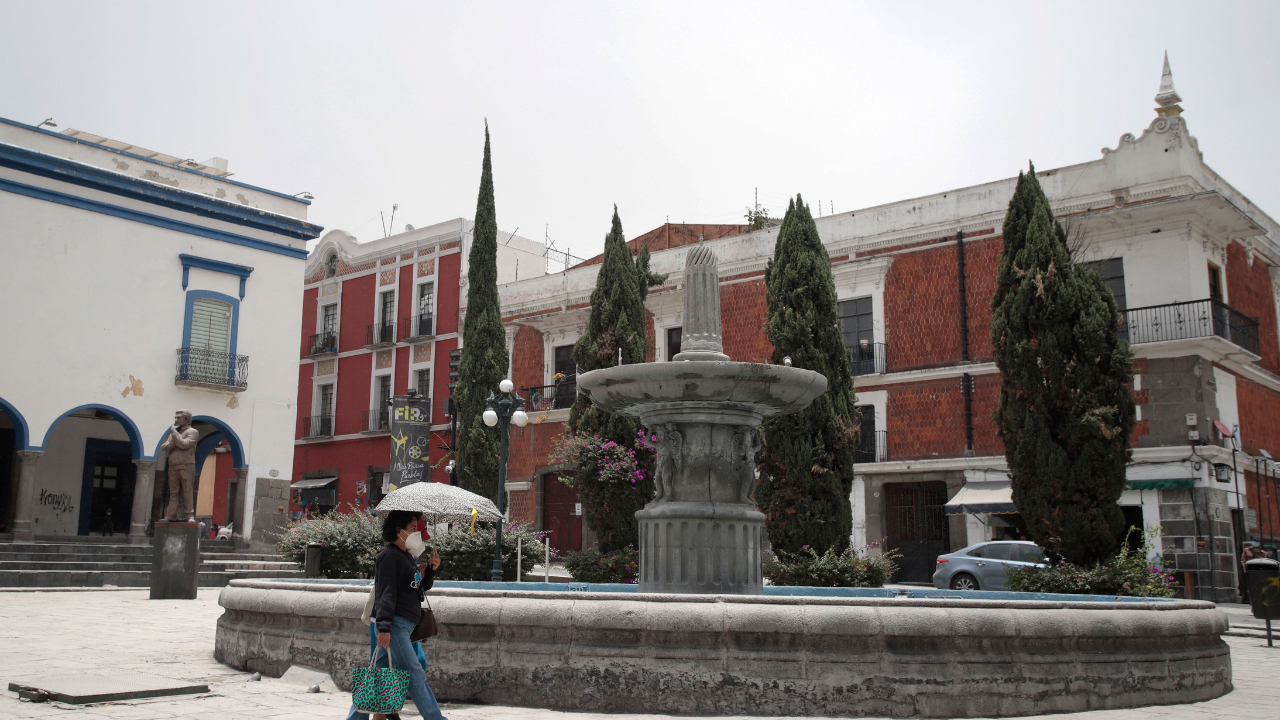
1005 527 1176 597
277 507 382 578
763 542 899 588
563 546 639 584
431 523 546 582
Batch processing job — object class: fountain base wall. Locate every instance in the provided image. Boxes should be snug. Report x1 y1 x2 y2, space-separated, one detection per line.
637 502 764 594
215 580 1232 717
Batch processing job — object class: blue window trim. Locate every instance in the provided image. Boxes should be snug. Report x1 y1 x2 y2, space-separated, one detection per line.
0 395 30 450
181 254 254 299
184 290 241 357
0 177 309 259
0 116 312 206
0 141 320 240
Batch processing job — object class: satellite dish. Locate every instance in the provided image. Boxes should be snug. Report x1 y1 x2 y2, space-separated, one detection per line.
405 224 415 231
1261 449 1273 459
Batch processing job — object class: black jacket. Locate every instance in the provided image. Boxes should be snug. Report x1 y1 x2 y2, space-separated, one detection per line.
373 544 434 634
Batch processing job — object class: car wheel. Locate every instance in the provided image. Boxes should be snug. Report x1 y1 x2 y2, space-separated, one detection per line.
950 573 979 591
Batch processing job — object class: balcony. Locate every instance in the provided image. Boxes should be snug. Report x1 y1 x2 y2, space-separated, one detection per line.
175 348 248 392
853 430 888 463
365 322 397 348
1121 298 1260 357
524 379 577 411
849 342 888 376
300 415 333 439
399 314 434 342
361 408 390 434
308 331 338 357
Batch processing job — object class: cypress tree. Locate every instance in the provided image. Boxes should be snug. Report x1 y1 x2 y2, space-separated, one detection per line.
454 123 509 501
567 207 658 552
991 164 1136 565
755 195 861 555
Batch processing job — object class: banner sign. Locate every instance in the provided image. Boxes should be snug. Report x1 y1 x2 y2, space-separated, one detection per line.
390 395 432 487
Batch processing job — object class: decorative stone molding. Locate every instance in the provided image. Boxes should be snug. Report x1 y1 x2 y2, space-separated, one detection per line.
375 350 393 369
315 359 336 376
379 270 396 286
417 259 436 278
413 343 432 364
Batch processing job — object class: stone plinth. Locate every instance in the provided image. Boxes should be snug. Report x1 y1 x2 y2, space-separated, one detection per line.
215 580 1233 717
150 521 199 600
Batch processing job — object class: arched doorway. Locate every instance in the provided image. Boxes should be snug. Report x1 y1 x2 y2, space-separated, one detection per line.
37 405 144 537
0 397 30 534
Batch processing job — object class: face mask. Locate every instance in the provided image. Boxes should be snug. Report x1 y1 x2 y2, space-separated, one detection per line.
403 530 427 558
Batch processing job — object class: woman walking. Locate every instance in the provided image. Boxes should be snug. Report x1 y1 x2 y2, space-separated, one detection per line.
347 510 447 720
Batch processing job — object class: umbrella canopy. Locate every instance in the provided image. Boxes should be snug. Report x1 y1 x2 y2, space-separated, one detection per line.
374 481 502 526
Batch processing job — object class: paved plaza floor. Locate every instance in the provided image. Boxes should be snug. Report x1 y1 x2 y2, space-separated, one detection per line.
0 588 1274 720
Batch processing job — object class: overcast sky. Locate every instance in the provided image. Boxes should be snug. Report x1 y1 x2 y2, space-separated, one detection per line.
3 2 1277 261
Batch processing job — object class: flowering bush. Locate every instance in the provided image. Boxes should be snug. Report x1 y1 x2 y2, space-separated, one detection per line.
431 522 548 582
763 541 900 588
562 546 639 584
277 507 382 578
552 372 568 383
550 432 646 486
1005 526 1176 597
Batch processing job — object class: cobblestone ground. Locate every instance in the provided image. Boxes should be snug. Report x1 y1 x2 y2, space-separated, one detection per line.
0 589 1275 720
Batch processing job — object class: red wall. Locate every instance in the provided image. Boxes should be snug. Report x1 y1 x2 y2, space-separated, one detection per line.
1226 241 1280 375
340 274 375 352
511 324 545 394
1238 375 1280 460
398 264 414 323
212 448 235 527
300 287 317 358
291 436 391 513
296 363 314 437
874 375 1002 461
336 354 371 436
436 253 461 336
721 278 773 363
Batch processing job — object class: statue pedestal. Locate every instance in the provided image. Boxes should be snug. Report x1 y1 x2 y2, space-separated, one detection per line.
151 521 200 600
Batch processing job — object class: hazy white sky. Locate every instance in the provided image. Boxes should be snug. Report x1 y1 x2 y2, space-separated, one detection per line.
2 2 1277 260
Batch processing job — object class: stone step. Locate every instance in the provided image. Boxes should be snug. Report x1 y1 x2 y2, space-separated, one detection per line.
0 551 154 563
0 568 307 588
0 561 153 572
198 553 286 561
0 543 153 556
199 561 299 571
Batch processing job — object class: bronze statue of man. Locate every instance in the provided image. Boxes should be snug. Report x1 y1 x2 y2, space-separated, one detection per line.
161 409 201 522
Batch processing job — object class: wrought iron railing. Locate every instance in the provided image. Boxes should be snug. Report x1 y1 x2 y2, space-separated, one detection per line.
1120 298 1260 356
301 415 334 438
361 409 390 433
366 322 396 346
399 314 434 339
853 430 888 463
175 348 248 389
308 331 338 356
849 342 888 376
524 379 577 411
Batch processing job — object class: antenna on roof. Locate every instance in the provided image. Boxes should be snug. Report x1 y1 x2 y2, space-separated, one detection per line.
380 204 400 238
504 227 519 245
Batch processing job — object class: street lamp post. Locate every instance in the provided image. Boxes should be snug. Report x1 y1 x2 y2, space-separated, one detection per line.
483 378 529 582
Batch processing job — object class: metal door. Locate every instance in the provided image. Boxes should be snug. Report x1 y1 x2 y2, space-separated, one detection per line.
885 481 950 583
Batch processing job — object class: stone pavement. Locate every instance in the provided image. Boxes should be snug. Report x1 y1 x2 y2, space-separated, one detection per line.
0 589 1275 720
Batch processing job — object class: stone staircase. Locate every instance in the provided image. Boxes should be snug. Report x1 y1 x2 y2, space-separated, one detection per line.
0 536 304 588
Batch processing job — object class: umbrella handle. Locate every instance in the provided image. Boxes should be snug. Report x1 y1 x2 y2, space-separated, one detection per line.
470 508 478 536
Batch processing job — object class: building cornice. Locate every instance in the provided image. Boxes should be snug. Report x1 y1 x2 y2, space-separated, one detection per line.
0 141 321 240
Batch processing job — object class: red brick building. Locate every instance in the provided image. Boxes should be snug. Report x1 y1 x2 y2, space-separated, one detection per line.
291 220 547 519
496 70 1280 601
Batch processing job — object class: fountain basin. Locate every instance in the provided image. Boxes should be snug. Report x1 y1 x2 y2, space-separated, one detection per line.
215 579 1231 717
577 360 827 420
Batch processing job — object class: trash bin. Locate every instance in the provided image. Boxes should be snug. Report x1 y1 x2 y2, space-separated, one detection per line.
305 543 324 578
1244 558 1280 647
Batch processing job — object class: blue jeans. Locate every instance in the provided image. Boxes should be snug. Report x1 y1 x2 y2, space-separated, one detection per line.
368 621 427 672
346 616 446 720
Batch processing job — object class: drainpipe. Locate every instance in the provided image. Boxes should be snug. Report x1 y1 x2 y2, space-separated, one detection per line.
957 231 975 457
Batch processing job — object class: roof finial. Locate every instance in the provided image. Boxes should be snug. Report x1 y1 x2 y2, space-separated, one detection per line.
1155 51 1183 117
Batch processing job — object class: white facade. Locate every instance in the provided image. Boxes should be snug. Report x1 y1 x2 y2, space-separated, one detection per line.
0 117 319 541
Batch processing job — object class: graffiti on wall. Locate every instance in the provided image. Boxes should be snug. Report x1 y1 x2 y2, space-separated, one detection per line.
38 488 75 515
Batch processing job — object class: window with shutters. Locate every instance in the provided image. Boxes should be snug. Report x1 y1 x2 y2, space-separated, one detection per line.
191 298 232 353
179 292 241 388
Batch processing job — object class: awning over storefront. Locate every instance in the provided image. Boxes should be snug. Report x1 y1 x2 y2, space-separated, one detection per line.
944 481 1017 515
291 477 337 489
1125 478 1194 490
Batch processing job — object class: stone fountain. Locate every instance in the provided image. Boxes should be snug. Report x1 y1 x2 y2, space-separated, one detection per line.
577 244 827 594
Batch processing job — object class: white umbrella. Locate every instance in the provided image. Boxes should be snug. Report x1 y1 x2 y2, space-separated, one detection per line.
374 481 502 527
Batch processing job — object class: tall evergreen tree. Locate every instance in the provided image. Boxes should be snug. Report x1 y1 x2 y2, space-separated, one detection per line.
991 164 1136 565
567 207 658 552
454 123 509 501
755 196 861 555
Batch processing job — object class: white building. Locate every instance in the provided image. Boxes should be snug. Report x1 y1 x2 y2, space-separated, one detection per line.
0 117 320 544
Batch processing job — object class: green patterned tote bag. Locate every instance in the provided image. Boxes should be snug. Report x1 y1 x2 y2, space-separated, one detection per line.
351 645 411 714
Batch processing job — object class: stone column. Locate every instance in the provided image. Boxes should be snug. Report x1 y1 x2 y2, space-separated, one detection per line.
11 450 43 541
129 459 157 543
673 244 728 362
230 467 249 538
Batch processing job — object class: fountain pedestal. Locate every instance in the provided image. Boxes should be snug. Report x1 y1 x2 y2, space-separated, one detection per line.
578 245 827 594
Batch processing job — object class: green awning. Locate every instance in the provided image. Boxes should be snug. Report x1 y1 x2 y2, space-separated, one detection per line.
1125 478 1194 490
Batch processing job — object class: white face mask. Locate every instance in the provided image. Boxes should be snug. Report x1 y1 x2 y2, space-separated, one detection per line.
403 530 427 558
